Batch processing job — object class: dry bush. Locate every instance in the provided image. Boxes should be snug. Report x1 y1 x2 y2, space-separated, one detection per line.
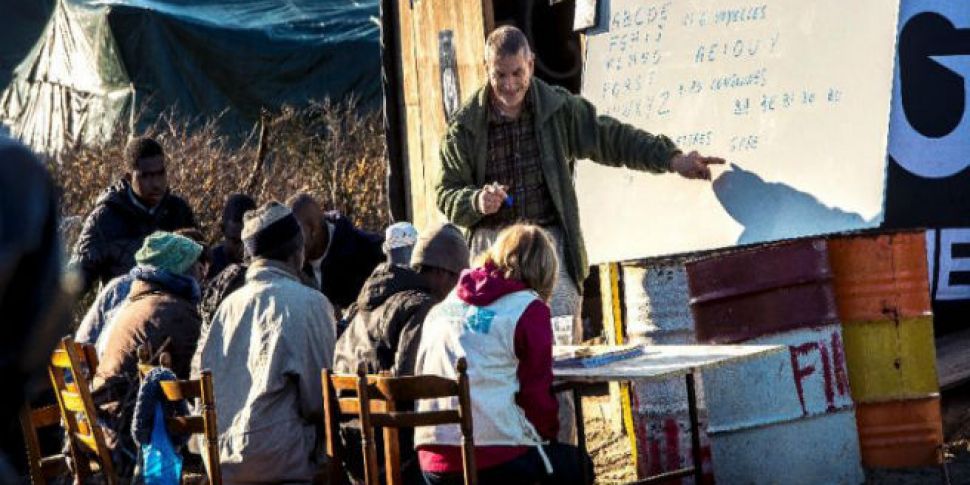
53 98 389 251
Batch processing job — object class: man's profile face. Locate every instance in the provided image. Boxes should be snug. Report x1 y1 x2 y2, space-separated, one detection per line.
131 155 167 207
222 220 245 263
486 48 534 115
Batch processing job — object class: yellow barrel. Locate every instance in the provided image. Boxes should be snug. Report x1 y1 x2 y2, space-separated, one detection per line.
841 316 939 402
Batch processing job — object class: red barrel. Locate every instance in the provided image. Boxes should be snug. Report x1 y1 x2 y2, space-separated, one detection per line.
688 240 838 344
686 238 863 484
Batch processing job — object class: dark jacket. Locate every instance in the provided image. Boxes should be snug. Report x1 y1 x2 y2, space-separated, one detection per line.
200 262 247 326
332 263 438 482
304 211 384 309
0 138 67 481
333 263 438 376
72 179 196 293
436 78 680 286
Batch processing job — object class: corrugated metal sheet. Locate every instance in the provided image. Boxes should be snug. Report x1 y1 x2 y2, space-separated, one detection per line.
687 240 838 344
842 316 938 402
704 325 853 432
856 395 944 468
828 231 932 322
708 409 864 485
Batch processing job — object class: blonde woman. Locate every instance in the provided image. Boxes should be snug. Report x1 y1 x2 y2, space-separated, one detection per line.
413 224 592 484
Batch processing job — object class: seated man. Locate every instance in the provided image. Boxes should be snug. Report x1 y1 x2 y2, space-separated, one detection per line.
332 222 469 481
91 231 205 478
71 136 196 294
382 221 419 267
77 228 208 356
207 193 256 280
287 193 384 311
193 201 336 484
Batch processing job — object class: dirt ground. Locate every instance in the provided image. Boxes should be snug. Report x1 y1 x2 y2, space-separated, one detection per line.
582 384 970 484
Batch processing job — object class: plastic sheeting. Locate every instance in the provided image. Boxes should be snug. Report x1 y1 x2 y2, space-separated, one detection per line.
1 0 380 155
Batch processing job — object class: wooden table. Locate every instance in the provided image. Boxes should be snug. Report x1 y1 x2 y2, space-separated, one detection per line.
552 344 785 484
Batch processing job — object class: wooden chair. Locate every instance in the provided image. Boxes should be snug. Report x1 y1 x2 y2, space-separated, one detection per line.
136 345 222 485
20 403 70 484
322 358 477 485
48 336 117 485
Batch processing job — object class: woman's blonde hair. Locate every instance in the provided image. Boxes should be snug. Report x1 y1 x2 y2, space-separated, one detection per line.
477 224 558 302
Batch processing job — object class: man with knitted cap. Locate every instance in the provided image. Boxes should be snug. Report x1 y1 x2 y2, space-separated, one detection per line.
193 201 336 484
92 231 205 477
332 222 469 482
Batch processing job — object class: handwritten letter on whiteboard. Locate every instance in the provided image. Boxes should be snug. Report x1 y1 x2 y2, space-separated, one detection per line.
576 0 899 263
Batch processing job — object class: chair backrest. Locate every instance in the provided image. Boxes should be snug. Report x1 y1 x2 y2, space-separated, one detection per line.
322 358 476 485
20 403 70 484
136 345 222 485
48 337 116 485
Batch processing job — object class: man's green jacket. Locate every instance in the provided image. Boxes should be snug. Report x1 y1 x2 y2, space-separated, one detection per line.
436 78 681 286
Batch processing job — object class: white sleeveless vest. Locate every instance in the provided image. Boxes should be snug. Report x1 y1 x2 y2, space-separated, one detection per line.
413 289 548 451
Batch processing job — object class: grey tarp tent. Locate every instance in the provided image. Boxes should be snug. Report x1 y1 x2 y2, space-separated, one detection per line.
1 0 380 155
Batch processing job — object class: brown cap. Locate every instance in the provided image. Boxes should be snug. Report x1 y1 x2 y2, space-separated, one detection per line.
410 223 469 274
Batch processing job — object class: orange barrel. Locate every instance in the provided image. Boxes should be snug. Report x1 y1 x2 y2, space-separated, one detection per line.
827 230 931 323
827 230 942 467
855 395 944 467
619 258 712 483
687 239 864 484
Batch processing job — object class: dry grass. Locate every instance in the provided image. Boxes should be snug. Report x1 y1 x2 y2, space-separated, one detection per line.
53 98 389 251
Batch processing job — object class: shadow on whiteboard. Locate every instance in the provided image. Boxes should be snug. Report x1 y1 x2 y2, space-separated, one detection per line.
713 164 875 245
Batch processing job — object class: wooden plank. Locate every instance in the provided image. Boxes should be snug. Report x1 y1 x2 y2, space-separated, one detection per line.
398 0 426 227
373 376 458 401
166 416 205 435
160 380 201 401
370 410 460 428
60 390 86 413
412 0 439 230
936 328 970 390
50 350 71 369
401 0 488 230
73 432 98 454
30 404 62 427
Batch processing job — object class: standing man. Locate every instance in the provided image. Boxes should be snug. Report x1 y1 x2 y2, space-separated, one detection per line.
287 193 385 310
193 201 336 484
436 25 724 330
72 136 196 294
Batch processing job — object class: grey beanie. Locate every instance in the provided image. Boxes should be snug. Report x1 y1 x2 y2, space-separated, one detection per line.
410 223 470 274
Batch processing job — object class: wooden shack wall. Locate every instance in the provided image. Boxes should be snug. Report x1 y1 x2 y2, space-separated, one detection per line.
395 0 492 231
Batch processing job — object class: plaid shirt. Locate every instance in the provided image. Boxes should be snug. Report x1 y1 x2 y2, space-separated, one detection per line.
478 92 558 228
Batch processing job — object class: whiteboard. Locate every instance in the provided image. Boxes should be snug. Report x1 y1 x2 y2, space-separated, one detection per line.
576 0 899 264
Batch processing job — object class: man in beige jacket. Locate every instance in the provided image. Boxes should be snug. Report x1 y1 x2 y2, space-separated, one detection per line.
193 201 336 484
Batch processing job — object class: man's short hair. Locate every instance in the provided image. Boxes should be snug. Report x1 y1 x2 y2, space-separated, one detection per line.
286 192 320 214
485 25 532 59
222 193 257 224
125 136 164 170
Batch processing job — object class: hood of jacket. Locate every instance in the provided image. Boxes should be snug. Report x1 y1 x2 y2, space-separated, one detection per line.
356 262 432 312
456 261 528 307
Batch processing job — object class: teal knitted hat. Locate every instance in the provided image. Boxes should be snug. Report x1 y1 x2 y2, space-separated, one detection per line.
135 231 203 274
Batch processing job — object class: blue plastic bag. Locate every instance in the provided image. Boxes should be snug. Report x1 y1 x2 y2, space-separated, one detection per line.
141 403 182 485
